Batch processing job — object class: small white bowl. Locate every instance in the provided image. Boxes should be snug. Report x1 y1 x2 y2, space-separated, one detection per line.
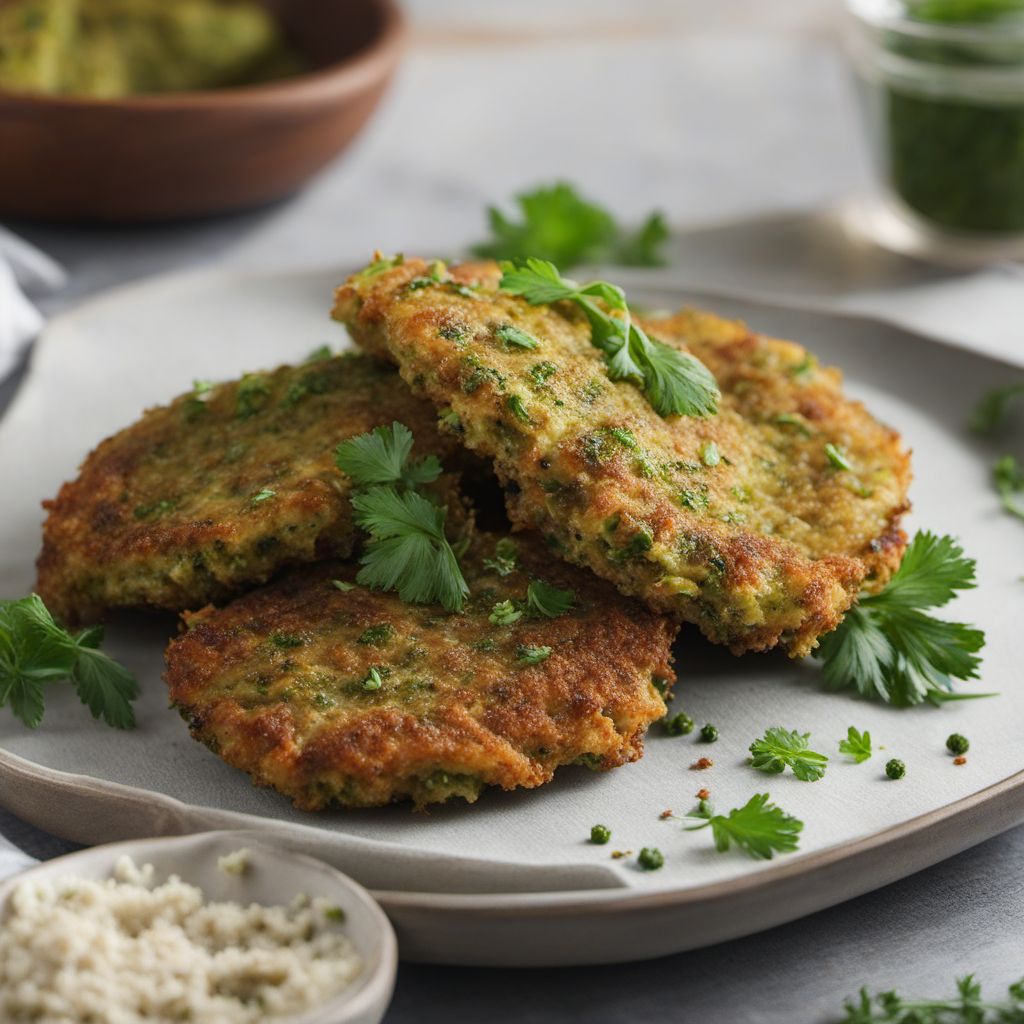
0 830 397 1024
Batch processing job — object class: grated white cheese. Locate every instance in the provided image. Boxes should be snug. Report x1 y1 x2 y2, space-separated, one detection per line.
216 848 252 876
0 855 363 1023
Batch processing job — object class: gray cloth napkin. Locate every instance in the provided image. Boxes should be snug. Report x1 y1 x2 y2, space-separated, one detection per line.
0 227 66 381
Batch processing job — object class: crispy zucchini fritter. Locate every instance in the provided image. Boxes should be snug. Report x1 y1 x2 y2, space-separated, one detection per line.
37 353 465 625
333 258 911 656
164 533 676 810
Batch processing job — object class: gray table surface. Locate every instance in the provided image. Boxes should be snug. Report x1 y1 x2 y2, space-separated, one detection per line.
2 3 1022 1019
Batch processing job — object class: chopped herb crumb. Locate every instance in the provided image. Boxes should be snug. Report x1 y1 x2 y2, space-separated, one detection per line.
362 667 384 692
489 600 523 626
824 443 854 471
700 723 719 743
526 580 574 618
529 361 558 386
250 488 276 504
699 440 721 467
483 538 519 576
885 758 906 780
517 644 552 665
357 624 394 646
507 394 531 423
495 323 540 350
590 824 611 845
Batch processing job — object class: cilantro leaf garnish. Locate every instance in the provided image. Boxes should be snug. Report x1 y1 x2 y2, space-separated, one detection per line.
748 727 828 782
0 596 138 729
815 531 988 707
336 423 469 612
335 422 441 490
838 726 873 763
472 181 668 269
499 257 718 419
526 580 574 618
684 794 803 860
350 487 468 613
841 973 1024 1024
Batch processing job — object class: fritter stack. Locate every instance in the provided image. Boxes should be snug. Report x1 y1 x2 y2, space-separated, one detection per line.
37 257 911 810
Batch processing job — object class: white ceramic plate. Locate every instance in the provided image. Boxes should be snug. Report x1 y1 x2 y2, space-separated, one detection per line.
0 830 398 1024
0 266 1021 966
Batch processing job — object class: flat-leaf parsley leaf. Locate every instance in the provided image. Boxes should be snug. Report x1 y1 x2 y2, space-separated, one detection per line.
350 487 469 613
335 421 441 490
684 794 803 860
838 726 873 763
0 596 138 729
472 181 668 269
814 531 988 707
499 257 719 419
335 423 469 612
748 727 828 782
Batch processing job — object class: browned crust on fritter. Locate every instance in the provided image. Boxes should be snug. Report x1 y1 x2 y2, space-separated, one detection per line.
642 308 912 591
36 353 465 625
332 257 912 656
164 534 676 811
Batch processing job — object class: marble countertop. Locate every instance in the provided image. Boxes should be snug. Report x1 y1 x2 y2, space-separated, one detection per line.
2 2 1021 1020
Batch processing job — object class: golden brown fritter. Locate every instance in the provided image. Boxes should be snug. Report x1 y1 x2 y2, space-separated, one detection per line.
333 257 911 657
164 533 676 811
37 353 467 625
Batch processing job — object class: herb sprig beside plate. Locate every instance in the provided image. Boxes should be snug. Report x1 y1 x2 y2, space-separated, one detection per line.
473 181 668 270
0 595 138 729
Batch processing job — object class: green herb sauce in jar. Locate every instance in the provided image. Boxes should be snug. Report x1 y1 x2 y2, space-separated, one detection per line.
849 0 1024 236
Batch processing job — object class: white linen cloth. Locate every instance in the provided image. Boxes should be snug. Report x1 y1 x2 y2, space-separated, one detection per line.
0 228 66 382
0 832 34 881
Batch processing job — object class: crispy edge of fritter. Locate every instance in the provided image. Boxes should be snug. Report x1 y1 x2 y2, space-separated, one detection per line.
35 355 464 626
332 258 906 656
641 307 912 592
163 543 676 811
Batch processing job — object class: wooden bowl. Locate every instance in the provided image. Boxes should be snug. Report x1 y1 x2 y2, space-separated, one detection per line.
0 0 406 224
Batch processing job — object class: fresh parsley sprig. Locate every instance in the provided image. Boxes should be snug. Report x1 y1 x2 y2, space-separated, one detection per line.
473 181 668 269
335 422 441 490
814 531 988 707
0 595 138 729
335 423 469 613
840 974 1024 1024
838 726 873 763
498 257 719 419
683 794 803 860
748 727 828 782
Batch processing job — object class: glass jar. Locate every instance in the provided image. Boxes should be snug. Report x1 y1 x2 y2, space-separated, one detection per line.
847 0 1024 262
